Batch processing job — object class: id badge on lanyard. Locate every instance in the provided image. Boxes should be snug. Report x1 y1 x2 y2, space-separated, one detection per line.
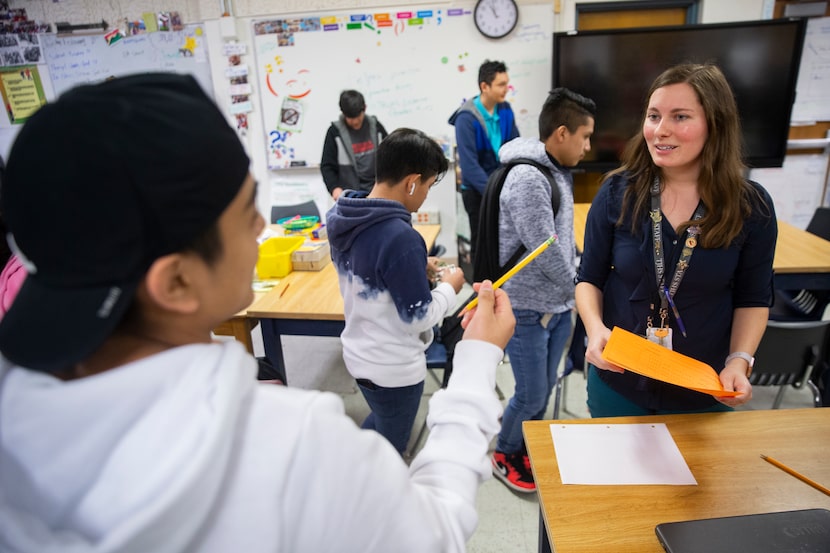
647 177 705 350
646 311 673 350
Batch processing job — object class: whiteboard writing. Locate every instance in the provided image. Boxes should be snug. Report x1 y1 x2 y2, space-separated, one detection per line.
40 25 212 98
251 3 553 169
791 16 830 122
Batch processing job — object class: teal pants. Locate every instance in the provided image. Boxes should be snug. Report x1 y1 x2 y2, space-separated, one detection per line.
586 364 734 418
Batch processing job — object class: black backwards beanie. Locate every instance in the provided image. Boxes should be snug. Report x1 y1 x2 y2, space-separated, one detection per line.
0 73 250 373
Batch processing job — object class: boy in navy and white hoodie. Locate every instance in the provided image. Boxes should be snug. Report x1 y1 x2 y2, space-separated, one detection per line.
327 128 467 454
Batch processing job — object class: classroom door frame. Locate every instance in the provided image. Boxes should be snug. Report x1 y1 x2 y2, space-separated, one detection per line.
575 0 698 30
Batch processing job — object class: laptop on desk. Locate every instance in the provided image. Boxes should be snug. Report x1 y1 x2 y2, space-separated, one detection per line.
655 508 830 553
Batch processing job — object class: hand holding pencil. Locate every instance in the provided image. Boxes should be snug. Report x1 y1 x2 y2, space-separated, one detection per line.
459 280 515 350
459 235 558 316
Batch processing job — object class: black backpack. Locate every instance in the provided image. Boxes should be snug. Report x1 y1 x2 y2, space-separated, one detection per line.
433 158 560 388
472 158 560 282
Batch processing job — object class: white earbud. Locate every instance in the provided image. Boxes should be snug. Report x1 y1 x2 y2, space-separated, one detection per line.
409 182 416 196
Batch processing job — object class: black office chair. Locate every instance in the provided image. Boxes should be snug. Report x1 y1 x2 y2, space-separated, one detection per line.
270 200 320 224
770 207 830 322
750 319 830 409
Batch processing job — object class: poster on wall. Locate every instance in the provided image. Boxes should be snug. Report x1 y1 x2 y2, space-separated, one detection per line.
0 65 46 124
251 4 553 170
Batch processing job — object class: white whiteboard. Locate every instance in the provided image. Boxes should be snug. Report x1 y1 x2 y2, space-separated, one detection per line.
791 16 830 123
750 153 829 229
251 3 553 169
40 24 213 98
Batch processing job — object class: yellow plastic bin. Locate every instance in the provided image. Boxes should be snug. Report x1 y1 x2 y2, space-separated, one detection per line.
256 236 305 279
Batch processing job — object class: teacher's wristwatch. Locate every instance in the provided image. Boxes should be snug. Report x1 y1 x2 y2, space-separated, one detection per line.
725 351 755 377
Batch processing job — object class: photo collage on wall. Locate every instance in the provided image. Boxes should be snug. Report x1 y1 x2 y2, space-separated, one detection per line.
0 3 51 66
224 41 252 136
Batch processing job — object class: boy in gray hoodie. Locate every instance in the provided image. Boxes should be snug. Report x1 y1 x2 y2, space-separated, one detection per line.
490 88 596 493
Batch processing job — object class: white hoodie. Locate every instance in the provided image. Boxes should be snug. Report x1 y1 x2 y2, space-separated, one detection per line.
0 339 503 552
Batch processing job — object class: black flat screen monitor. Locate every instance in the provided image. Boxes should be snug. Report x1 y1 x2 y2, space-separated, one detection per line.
552 18 807 172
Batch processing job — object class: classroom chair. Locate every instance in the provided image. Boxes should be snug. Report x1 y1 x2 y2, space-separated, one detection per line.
770 207 830 322
750 319 830 409
406 322 506 458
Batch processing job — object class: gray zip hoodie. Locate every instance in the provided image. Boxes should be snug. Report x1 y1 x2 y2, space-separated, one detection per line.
497 137 576 313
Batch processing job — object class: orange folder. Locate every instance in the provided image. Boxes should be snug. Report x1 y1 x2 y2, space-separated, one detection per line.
601 327 740 398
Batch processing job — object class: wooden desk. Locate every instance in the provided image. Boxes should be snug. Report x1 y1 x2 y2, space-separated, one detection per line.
773 220 830 289
574 203 589 254
524 408 830 553
574 203 830 290
212 291 266 353
245 224 440 372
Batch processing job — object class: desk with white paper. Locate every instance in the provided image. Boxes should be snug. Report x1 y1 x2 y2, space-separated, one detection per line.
549 423 695 485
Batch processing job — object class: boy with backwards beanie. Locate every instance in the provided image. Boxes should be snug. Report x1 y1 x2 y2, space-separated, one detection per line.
0 74 515 552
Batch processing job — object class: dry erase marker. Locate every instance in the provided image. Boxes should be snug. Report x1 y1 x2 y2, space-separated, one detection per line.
459 235 557 316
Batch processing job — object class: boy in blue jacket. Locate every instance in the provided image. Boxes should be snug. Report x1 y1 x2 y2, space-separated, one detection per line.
449 60 520 262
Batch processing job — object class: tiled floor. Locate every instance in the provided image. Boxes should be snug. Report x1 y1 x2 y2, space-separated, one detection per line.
236 321 818 553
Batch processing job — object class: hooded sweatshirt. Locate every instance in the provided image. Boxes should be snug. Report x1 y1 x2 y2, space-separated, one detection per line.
497 137 576 313
0 339 504 552
326 195 456 387
448 98 519 195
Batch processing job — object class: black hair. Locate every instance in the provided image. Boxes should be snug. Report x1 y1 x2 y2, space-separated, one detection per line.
478 60 508 88
538 88 597 140
339 90 366 118
375 128 448 185
184 222 223 266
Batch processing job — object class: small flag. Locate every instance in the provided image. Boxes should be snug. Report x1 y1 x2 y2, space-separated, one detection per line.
104 28 123 46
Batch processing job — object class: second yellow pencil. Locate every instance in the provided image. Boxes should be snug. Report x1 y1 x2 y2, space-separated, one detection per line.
459 234 558 316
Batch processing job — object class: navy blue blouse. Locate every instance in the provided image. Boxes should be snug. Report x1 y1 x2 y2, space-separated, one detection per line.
576 174 777 411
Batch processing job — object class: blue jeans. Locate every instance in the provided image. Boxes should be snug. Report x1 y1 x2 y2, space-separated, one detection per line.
496 309 572 454
357 379 424 454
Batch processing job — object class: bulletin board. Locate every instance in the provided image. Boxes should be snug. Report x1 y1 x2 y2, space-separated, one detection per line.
251 3 553 169
39 24 213 98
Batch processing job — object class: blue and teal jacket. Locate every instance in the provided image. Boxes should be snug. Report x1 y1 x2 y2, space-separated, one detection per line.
448 98 519 195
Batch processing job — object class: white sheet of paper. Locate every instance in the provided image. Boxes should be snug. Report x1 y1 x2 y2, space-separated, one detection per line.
549 423 697 485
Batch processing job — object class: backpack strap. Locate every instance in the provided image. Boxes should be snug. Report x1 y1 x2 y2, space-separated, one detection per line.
332 118 358 168
366 115 379 146
497 158 560 275
333 115 380 169
510 158 560 217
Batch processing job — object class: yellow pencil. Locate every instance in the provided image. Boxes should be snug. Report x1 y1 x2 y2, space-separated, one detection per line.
761 454 830 497
459 235 558 316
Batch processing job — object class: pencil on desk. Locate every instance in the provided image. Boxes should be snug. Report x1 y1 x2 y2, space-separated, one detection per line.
761 454 830 496
278 283 291 298
459 235 558 316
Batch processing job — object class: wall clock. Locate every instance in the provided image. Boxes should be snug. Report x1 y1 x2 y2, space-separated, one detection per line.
473 0 519 39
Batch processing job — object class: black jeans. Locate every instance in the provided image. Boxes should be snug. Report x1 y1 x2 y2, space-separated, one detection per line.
461 187 482 264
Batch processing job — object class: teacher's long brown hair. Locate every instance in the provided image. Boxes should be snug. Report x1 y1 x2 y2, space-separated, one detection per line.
610 63 759 249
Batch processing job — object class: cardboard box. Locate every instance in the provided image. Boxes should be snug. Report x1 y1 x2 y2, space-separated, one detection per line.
291 241 330 271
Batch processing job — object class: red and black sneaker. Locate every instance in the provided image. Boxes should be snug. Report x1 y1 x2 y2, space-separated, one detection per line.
492 451 536 493
520 445 532 472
